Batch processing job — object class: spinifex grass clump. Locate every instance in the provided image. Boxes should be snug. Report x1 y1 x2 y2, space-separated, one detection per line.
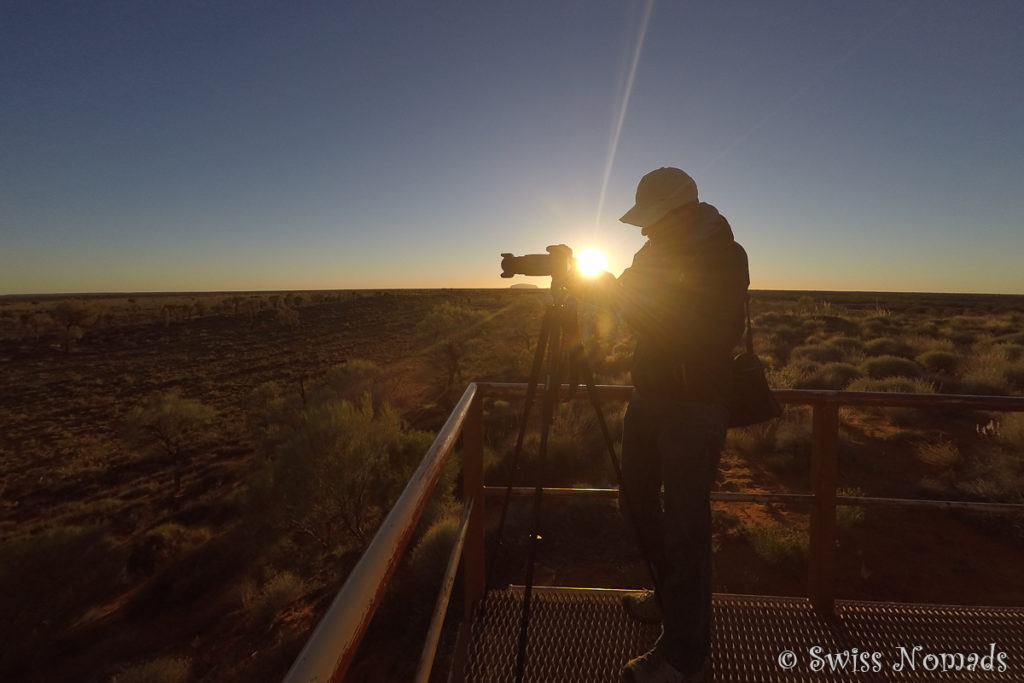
826 336 864 355
956 344 1024 395
864 337 914 358
860 355 922 379
728 408 813 476
916 350 960 373
816 362 863 389
791 344 844 363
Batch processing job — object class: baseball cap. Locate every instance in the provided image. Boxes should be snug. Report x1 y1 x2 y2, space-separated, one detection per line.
619 167 698 227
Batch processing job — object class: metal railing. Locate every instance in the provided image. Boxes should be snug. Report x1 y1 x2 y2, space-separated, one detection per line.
283 383 1024 683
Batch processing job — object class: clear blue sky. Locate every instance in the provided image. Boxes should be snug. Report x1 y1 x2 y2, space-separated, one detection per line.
3 1 1022 295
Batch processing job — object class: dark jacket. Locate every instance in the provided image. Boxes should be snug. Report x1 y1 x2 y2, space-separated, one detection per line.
616 203 749 402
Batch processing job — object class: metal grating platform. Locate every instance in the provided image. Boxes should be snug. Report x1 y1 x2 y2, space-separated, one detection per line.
459 587 1024 682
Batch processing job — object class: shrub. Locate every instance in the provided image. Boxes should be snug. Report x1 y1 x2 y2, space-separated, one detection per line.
407 514 460 596
864 337 913 358
244 381 301 455
269 393 435 548
860 356 921 379
316 359 384 406
510 400 619 487
50 300 101 351
916 350 960 373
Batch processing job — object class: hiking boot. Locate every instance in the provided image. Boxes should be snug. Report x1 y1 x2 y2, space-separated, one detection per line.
622 589 662 623
620 648 708 683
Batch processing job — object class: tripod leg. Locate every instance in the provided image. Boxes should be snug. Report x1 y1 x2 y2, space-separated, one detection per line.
486 306 557 588
514 308 562 683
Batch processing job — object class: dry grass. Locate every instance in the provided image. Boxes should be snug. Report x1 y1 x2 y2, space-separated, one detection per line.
915 441 961 469
864 337 914 358
110 657 192 683
746 521 808 565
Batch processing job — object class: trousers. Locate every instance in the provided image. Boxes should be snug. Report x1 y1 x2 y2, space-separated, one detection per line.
619 392 728 674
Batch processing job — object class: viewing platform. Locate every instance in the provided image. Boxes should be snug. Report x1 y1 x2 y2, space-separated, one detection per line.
281 383 1024 682
461 586 1023 682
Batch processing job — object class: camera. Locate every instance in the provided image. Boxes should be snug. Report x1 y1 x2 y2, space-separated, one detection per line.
500 244 575 280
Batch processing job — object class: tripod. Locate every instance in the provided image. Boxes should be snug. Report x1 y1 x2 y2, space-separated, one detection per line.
486 282 660 683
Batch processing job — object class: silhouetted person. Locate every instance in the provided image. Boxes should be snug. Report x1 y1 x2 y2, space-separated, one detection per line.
579 168 749 682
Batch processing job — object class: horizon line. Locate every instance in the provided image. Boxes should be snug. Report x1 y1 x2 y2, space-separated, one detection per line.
4 287 1024 300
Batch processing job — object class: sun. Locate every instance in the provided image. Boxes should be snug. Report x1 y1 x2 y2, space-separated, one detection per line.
575 248 609 278
577 247 610 278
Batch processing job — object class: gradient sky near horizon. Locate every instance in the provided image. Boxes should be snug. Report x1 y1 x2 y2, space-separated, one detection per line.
3 1 1023 295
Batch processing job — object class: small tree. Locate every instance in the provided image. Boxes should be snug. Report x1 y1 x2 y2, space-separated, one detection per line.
415 302 486 398
124 390 215 496
51 301 99 351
